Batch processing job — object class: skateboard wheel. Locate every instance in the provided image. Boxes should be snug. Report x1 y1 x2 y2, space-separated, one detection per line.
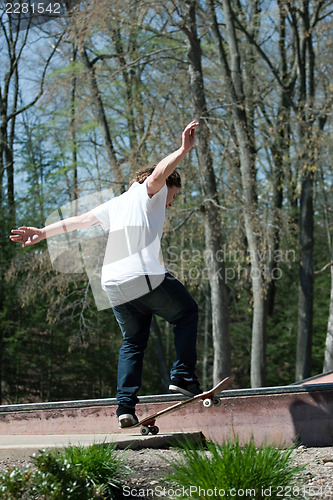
213 397 221 406
140 426 150 435
151 425 159 435
203 398 213 408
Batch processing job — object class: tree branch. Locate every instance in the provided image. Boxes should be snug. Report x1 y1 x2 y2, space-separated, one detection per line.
314 262 333 276
6 32 65 122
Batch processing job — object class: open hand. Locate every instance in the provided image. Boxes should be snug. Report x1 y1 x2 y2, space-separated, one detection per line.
9 227 44 247
182 120 199 152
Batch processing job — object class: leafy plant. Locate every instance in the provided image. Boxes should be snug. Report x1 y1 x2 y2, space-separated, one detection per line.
164 437 306 499
0 443 126 499
0 466 33 499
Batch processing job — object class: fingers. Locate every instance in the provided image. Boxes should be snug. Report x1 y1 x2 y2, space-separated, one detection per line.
9 234 26 243
183 121 199 142
9 228 30 246
185 120 199 131
11 228 28 235
9 236 31 248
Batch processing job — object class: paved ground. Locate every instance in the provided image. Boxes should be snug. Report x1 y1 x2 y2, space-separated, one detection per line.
0 431 203 460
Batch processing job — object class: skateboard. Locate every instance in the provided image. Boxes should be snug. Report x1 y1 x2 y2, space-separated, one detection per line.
130 375 235 435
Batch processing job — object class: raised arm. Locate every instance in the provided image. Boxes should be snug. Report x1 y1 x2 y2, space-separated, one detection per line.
9 211 100 248
146 120 199 196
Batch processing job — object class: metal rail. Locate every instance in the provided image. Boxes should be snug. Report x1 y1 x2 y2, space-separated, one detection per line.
1 383 333 413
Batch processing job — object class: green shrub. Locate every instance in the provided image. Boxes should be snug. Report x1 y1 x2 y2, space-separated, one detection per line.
164 437 305 499
0 443 125 499
0 466 33 499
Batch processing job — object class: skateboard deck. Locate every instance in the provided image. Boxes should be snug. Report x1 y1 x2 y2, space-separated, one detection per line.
129 375 235 435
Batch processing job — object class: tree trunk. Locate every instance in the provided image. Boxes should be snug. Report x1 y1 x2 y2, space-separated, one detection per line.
296 172 314 380
203 285 212 389
183 0 231 384
210 0 266 386
266 2 295 315
70 43 79 203
323 265 333 372
150 316 169 392
294 1 316 381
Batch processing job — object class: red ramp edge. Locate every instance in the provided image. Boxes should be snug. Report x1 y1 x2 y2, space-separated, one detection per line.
0 384 332 447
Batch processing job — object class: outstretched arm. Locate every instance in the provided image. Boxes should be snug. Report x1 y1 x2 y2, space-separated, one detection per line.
146 120 199 196
10 211 100 248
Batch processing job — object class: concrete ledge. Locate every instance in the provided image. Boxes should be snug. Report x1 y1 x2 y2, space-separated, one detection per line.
0 432 204 460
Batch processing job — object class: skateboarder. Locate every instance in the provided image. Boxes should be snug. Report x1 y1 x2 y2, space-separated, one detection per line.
10 120 202 428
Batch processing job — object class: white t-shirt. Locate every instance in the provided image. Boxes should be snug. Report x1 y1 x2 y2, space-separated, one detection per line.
91 178 167 299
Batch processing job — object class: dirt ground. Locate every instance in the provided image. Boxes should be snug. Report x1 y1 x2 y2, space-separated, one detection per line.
0 445 332 498
120 445 333 498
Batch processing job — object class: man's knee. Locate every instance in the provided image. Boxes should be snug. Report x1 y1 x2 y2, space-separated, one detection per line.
177 298 198 326
189 299 198 320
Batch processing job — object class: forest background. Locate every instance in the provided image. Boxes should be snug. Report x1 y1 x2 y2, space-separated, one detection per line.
0 0 332 404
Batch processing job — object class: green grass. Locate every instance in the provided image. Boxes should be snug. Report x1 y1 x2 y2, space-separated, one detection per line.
163 437 306 499
0 443 126 499
0 437 307 499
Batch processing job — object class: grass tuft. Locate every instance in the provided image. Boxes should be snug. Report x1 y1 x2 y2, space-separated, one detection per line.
163 436 306 499
0 442 126 499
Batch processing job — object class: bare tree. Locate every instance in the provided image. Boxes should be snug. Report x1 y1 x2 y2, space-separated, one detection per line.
174 0 232 384
218 0 332 383
318 162 333 372
0 9 64 403
323 264 333 372
288 0 324 381
208 0 267 386
79 46 125 192
0 13 63 223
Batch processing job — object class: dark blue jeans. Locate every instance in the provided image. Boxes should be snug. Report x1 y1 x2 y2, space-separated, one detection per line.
108 273 198 408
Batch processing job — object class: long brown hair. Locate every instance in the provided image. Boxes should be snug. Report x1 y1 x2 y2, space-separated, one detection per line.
129 167 182 188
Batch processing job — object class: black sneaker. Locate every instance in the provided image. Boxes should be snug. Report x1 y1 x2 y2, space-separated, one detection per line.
116 405 138 428
169 375 202 397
